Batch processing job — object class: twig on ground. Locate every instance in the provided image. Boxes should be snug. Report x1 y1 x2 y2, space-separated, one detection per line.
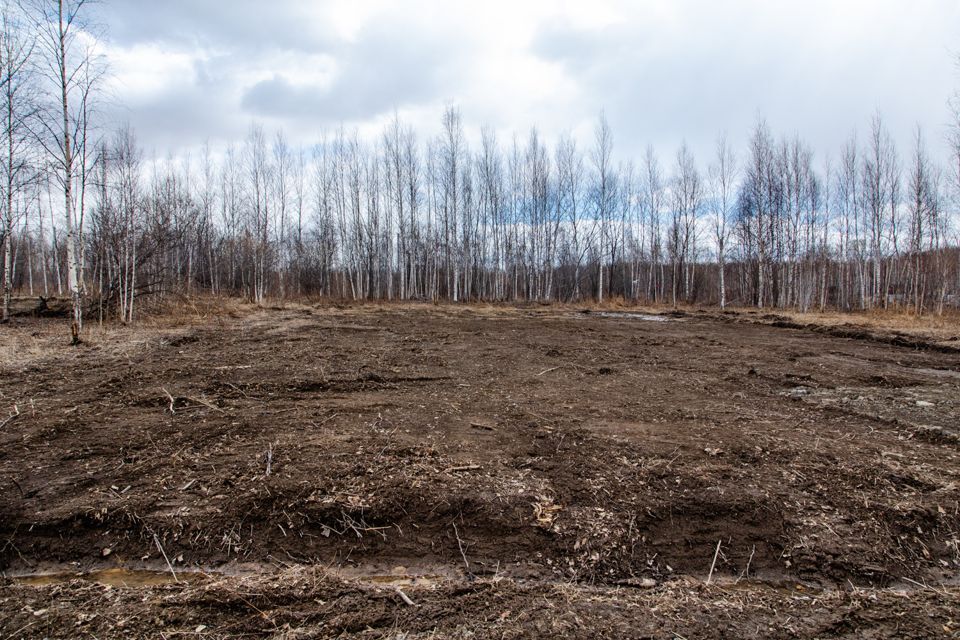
0 405 20 429
314 412 339 427
737 544 756 583
161 388 176 414
901 575 949 596
707 539 722 584
4 621 36 638
453 522 471 575
153 534 179 583
224 382 249 399
447 464 481 473
394 586 416 606
536 362 588 376
664 448 682 470
186 395 225 413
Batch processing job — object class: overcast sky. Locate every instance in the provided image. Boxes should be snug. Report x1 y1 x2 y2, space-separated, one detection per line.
95 0 960 166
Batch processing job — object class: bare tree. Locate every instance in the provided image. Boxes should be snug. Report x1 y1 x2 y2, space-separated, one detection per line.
555 133 585 300
950 59 960 272
272 130 291 298
244 123 271 303
438 106 465 301
836 134 860 310
112 124 140 322
23 0 103 343
746 119 775 308
643 146 664 302
861 113 896 308
476 125 503 299
907 126 931 314
709 133 736 308
591 113 614 303
671 142 700 305
1 1 36 322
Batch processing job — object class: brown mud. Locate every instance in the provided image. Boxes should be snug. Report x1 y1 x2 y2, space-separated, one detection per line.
1 304 959 637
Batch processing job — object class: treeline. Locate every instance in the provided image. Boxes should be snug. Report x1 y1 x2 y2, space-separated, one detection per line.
1 2 959 340
32 113 960 315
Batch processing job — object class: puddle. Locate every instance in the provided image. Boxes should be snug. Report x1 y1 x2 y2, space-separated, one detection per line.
8 565 951 598
8 562 458 590
333 562 460 588
339 573 443 587
705 575 827 596
8 567 207 587
594 312 680 322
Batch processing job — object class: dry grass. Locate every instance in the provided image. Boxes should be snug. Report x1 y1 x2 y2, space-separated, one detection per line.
758 307 960 342
0 296 247 371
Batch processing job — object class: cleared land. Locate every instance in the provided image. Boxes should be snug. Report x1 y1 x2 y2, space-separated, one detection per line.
1 304 959 638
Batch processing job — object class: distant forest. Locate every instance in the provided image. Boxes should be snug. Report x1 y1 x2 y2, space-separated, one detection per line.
1 1 958 342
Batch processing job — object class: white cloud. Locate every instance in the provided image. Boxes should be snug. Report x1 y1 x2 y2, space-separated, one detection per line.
105 43 200 100
97 0 960 166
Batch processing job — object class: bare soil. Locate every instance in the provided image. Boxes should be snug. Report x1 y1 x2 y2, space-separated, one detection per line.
1 304 959 638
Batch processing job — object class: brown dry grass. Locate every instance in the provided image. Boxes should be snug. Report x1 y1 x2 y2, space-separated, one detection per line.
0 296 250 371
563 295 960 339
754 307 960 342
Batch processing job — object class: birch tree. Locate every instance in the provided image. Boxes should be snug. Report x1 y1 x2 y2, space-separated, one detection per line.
23 0 102 343
1 2 36 322
671 142 700 305
709 133 736 308
591 113 614 303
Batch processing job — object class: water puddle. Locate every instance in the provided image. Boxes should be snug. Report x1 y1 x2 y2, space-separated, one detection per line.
333 562 460 588
705 575 826 595
594 312 680 322
9 565 950 597
8 567 206 587
337 572 443 588
8 562 458 590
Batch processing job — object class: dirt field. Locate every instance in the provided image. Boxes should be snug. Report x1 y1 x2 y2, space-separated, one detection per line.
1 303 959 638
